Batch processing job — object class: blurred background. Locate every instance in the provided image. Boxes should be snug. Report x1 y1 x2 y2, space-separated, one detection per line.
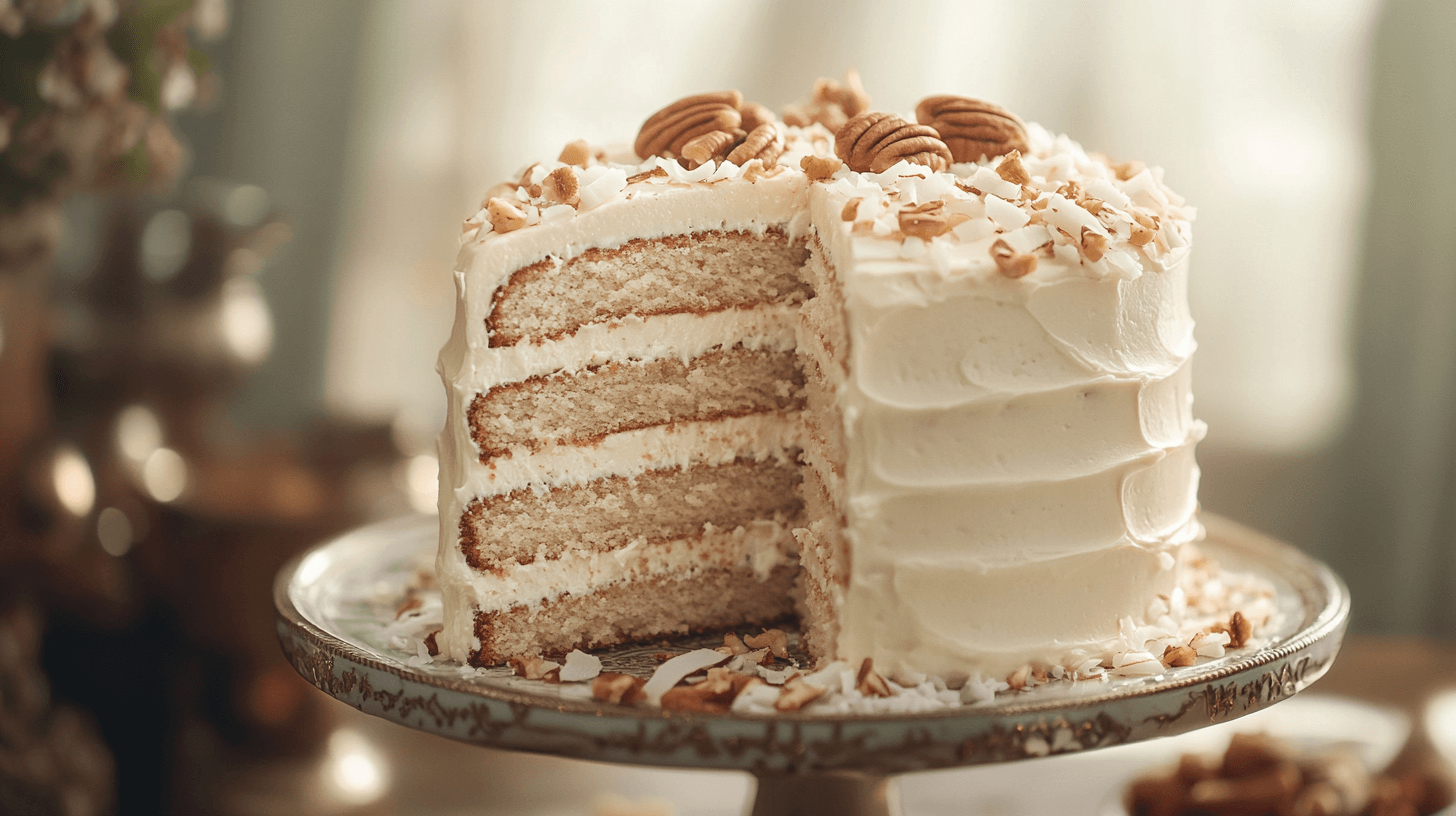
2 0 1454 814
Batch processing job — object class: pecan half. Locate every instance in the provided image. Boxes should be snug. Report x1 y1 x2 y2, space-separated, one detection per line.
914 96 1028 163
783 69 871 133
835 111 952 174
726 123 783 167
738 101 776 134
679 129 742 168
634 90 744 159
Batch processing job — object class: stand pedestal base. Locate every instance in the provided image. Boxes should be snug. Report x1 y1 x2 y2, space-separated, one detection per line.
750 774 900 816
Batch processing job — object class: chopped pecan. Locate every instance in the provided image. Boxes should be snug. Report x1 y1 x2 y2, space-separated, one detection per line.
773 676 827 712
1228 611 1253 648
1080 227 1108 261
991 238 1037 278
634 90 743 159
423 630 440 656
486 197 527 233
855 658 893 698
591 672 647 705
898 200 950 239
835 111 951 174
725 123 783 167
995 149 1031 185
914 95 1028 164
1162 644 1198 667
1113 159 1146 181
841 198 861 221
721 634 750 655
625 166 668 184
1129 222 1155 247
743 629 789 659
660 667 753 713
508 654 560 681
542 166 579 205
557 139 591 167
800 154 842 182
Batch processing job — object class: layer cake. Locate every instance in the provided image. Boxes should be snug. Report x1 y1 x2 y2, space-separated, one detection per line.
435 79 1201 680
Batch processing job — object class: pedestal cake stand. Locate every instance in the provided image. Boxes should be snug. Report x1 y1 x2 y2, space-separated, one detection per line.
274 514 1349 816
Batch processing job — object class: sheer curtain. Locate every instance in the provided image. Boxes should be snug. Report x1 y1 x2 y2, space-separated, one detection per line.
1326 1 1456 638
322 0 1378 456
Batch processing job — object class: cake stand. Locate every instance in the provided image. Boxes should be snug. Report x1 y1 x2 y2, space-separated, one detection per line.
274 514 1349 816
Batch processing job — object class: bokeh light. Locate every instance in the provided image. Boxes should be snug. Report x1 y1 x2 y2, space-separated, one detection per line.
51 445 96 518
320 728 388 806
96 507 135 557
142 448 188 503
139 209 191 282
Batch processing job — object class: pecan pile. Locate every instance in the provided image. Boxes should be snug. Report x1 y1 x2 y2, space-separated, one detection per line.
635 91 784 168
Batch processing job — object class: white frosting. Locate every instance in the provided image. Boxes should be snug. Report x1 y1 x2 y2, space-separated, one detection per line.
437 116 1201 676
805 138 1201 677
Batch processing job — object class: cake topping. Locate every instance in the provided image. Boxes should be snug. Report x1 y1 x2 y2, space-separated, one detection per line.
783 69 871 132
773 675 827 712
485 197 527 233
835 111 952 173
725 123 784 167
557 139 591 167
541 166 579 205
634 90 744 159
995 149 1032 185
854 658 893 697
680 129 742 168
800 154 841 182
738 101 776 133
591 671 646 705
991 237 1037 278
914 95 1028 163
898 200 951 239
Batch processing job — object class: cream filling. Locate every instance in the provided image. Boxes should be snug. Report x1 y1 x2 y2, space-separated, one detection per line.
454 411 804 499
445 304 801 393
459 518 798 613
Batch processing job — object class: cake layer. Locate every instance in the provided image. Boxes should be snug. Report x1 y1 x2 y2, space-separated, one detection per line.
449 516 797 612
460 457 803 569
487 228 811 346
468 347 805 460
470 562 797 665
